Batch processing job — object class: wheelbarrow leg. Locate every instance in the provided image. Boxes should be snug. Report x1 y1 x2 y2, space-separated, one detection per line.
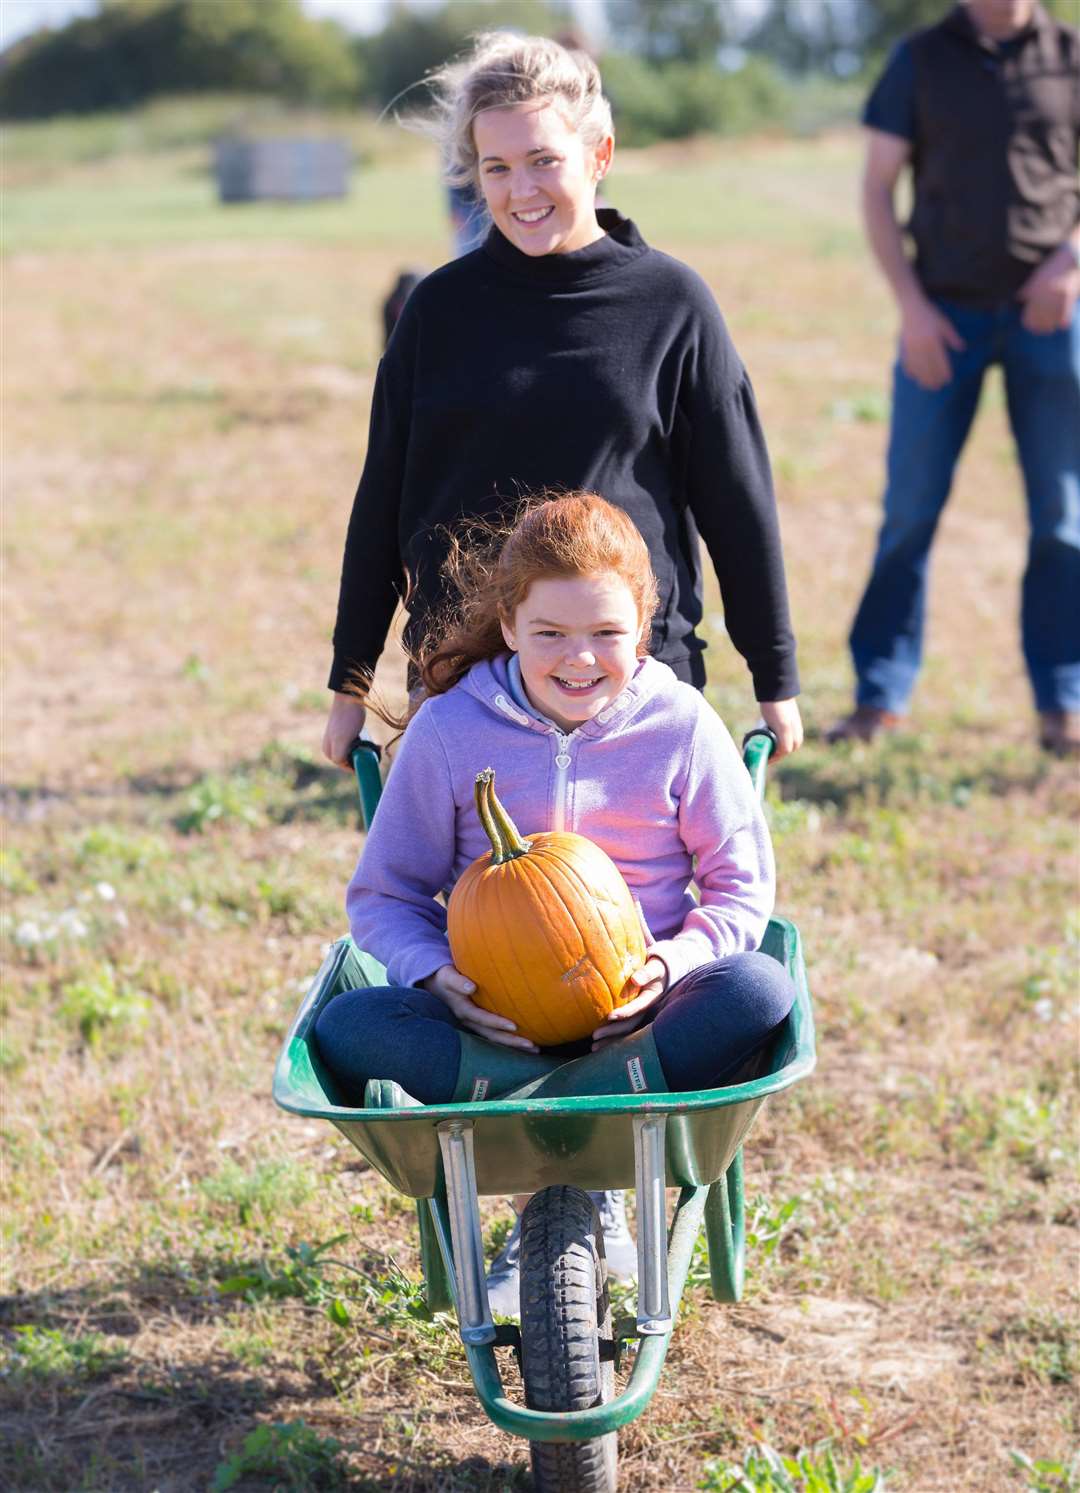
417 1194 454 1314
704 1146 745 1303
436 1119 496 1346
360 1079 456 1315
633 1113 671 1335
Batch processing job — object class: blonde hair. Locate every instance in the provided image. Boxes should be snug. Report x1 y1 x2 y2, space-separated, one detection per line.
422 30 614 192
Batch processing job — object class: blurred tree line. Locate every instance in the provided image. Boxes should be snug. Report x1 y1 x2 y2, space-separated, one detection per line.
1 0 1075 137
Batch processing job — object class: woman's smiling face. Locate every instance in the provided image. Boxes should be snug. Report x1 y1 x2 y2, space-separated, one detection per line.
473 100 612 257
501 572 643 733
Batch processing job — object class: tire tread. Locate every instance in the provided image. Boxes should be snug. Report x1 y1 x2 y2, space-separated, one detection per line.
520 1187 617 1493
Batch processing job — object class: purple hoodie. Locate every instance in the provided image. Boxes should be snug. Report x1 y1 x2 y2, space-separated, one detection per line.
347 655 775 992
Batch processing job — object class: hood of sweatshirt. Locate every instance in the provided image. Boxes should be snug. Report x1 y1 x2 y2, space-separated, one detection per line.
457 652 666 742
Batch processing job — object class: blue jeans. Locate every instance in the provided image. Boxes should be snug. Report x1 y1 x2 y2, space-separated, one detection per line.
314 952 795 1105
850 301 1080 713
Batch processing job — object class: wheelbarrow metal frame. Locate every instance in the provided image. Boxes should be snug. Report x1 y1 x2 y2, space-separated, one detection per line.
271 730 816 1444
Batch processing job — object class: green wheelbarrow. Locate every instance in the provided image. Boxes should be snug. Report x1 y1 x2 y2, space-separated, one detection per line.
273 730 815 1493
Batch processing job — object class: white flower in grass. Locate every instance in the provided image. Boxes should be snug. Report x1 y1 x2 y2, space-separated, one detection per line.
55 910 88 939
1033 997 1055 1022
14 920 44 946
95 882 117 902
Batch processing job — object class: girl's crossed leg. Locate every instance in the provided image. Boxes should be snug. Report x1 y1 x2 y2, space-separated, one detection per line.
314 951 795 1105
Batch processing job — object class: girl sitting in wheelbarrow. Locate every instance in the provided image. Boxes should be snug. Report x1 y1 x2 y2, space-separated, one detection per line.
316 493 795 1312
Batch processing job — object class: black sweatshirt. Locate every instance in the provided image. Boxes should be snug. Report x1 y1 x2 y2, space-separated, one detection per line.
330 210 799 701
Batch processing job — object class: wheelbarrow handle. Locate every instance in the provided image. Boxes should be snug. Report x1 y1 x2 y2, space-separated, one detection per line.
741 726 777 803
350 729 775 824
348 735 383 831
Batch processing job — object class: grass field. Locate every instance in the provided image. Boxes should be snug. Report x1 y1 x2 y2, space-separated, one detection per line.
2 109 1077 1493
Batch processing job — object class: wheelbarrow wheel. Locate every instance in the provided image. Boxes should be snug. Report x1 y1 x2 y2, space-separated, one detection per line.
519 1186 617 1493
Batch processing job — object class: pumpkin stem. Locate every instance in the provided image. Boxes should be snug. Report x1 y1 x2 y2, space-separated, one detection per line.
473 769 505 860
484 771 532 862
473 769 530 864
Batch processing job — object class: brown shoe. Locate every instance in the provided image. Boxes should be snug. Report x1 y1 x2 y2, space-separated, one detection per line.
825 705 904 744
1038 710 1080 758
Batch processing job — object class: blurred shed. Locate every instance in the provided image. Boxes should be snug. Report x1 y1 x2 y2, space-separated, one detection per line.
214 138 349 203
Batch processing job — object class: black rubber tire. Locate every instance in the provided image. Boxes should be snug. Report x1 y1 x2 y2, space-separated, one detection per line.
519 1186 617 1493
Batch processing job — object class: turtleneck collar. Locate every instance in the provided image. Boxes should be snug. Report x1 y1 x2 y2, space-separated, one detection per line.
480 207 649 288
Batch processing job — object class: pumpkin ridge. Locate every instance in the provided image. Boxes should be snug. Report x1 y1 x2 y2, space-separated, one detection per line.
449 874 482 987
480 872 523 1031
527 851 618 1031
514 857 585 1045
487 861 562 1045
536 846 644 1003
533 848 622 967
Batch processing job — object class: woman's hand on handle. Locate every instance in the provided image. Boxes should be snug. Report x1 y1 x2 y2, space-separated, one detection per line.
322 692 368 771
759 699 803 759
422 964 540 1052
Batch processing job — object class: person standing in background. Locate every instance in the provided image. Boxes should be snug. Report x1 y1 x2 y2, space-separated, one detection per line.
828 0 1080 756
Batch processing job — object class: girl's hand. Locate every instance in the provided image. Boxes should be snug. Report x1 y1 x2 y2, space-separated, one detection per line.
759 699 803 759
591 957 668 1048
421 964 540 1052
322 692 367 771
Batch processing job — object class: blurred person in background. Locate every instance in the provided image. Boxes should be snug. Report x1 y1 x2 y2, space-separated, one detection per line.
827 0 1080 756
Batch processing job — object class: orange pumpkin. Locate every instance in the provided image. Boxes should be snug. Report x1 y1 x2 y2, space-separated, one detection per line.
446 769 647 1046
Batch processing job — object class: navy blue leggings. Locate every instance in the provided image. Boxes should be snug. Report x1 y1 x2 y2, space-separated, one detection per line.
314 952 795 1106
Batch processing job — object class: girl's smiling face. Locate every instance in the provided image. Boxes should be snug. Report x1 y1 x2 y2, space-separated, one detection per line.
501 572 644 733
472 99 612 257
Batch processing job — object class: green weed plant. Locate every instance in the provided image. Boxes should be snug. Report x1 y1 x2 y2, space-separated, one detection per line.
200 1157 317 1225
1010 1450 1080 1493
3 1324 127 1384
59 963 149 1046
700 1442 889 1492
212 1420 347 1492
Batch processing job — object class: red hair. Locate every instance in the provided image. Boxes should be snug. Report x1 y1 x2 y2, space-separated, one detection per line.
363 492 658 731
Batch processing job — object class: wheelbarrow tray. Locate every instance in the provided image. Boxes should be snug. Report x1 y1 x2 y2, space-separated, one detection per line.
273 914 814 1199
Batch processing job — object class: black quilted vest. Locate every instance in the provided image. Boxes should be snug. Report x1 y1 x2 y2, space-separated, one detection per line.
907 4 1080 305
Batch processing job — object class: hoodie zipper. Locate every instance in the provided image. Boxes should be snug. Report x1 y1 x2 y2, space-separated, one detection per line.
492 691 580 832
552 730 573 832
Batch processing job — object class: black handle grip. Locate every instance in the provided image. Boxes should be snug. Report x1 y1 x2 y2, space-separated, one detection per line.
346 735 381 763
741 726 778 754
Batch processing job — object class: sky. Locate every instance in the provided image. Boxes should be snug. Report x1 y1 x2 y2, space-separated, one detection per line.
0 0 612 53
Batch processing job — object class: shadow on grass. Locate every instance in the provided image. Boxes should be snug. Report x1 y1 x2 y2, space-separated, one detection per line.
345 1457 533 1492
1 1334 295 1493
1 1269 533 1492
0 1262 243 1340
0 754 363 828
61 385 332 429
775 736 1050 812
